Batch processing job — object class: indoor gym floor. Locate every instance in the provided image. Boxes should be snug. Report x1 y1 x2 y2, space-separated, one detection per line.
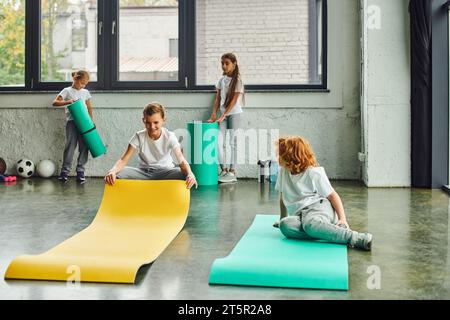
0 178 449 300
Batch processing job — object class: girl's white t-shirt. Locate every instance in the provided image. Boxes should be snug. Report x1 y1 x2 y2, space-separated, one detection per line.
58 86 92 121
275 166 335 216
128 127 180 168
215 75 244 116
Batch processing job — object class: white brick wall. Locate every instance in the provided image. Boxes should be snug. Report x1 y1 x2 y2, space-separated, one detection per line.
196 0 311 85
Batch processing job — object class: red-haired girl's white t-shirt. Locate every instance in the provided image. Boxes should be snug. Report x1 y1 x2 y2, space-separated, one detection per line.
128 127 180 168
275 166 334 216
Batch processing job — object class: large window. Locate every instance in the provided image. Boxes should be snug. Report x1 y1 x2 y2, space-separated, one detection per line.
196 0 324 86
118 0 179 82
0 0 326 91
0 0 25 87
40 0 97 82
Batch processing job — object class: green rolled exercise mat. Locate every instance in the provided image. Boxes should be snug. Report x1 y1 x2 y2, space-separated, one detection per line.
83 128 107 158
67 100 106 158
209 214 349 291
67 100 94 133
187 121 219 186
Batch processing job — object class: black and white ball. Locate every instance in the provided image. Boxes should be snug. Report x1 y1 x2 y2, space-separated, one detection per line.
16 159 35 178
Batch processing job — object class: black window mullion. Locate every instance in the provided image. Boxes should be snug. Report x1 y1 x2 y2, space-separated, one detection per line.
178 0 187 89
25 0 37 90
322 0 328 89
96 0 107 90
107 0 118 90
185 0 196 90
109 0 119 89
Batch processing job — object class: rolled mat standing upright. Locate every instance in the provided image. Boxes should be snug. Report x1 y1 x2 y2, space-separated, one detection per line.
187 121 219 186
67 100 107 158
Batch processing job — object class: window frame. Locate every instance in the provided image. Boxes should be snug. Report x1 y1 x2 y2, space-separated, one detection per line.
30 0 105 91
190 0 328 91
109 0 187 90
0 0 327 92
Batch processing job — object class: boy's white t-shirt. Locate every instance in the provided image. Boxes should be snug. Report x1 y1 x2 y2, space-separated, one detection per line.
128 127 180 168
215 75 244 116
275 166 335 216
58 86 92 121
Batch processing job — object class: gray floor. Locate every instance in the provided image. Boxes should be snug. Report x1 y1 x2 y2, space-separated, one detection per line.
1 178 450 300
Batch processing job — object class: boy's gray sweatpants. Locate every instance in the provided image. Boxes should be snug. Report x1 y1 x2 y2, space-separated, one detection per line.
61 120 89 174
117 166 186 180
279 199 358 245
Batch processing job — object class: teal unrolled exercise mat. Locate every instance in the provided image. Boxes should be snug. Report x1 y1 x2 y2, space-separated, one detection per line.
209 214 349 290
67 100 107 158
187 121 219 186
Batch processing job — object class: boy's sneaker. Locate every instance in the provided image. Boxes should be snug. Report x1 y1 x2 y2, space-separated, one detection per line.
219 171 238 183
351 232 373 251
76 171 86 183
58 171 69 182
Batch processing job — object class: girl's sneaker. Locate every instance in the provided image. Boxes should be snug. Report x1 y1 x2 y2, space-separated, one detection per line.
76 171 86 183
219 171 238 183
219 170 227 177
58 171 69 182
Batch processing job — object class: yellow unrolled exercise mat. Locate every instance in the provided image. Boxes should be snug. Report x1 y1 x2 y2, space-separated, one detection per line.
4 180 190 284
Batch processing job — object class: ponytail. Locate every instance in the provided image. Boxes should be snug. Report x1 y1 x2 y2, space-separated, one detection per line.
72 70 90 81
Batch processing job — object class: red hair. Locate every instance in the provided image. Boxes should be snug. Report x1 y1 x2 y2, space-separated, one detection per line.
277 136 318 174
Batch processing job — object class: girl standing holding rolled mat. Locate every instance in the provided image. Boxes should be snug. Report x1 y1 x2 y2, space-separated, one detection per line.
206 53 245 184
52 70 93 183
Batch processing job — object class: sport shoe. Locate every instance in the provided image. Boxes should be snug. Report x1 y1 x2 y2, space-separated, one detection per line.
219 170 228 178
76 171 86 183
352 232 373 251
58 171 69 182
219 171 238 183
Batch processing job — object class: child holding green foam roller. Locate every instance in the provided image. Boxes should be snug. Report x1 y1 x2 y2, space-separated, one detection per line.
274 136 373 251
104 102 198 190
52 70 93 183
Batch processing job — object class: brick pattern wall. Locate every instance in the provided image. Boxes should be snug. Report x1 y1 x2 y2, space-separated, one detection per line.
196 0 311 86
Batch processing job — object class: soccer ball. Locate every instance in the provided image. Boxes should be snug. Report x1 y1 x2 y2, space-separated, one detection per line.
16 159 35 178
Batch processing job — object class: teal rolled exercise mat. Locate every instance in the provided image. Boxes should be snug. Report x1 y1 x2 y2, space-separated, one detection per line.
209 214 349 290
67 100 107 158
187 121 219 186
82 129 107 158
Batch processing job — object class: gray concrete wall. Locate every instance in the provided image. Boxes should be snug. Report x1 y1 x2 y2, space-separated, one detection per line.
361 0 411 187
0 0 361 180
